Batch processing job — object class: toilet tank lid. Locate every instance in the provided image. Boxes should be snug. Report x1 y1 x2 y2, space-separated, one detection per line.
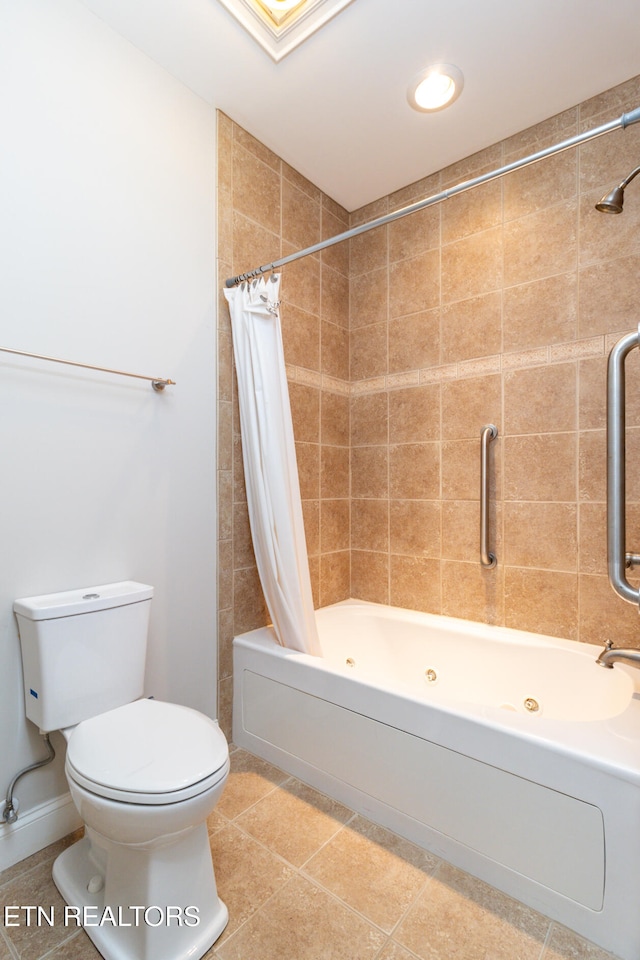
14 581 153 620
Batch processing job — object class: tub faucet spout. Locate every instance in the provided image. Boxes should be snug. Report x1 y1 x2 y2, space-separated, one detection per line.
596 640 640 669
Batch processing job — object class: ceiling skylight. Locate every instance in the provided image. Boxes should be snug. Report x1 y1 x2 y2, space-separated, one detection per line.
218 0 356 61
256 0 307 26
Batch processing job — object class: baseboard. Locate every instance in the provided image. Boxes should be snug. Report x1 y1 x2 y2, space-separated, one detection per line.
0 793 82 873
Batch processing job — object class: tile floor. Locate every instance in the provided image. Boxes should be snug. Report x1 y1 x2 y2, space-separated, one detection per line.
0 746 622 960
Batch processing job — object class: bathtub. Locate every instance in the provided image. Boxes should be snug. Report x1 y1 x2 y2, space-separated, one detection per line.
233 599 640 960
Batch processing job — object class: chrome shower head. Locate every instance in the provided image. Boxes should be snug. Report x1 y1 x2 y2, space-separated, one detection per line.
595 164 640 214
595 185 625 214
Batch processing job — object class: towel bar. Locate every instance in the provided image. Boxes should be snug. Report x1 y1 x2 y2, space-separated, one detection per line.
0 345 174 392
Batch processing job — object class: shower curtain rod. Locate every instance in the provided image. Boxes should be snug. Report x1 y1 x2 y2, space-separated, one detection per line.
225 105 640 288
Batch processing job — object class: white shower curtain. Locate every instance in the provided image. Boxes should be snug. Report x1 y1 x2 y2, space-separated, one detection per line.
224 275 321 657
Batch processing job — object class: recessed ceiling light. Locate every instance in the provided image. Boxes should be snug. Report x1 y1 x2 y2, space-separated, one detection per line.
408 64 464 112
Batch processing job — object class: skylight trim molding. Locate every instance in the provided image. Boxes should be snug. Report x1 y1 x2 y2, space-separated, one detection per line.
217 0 356 61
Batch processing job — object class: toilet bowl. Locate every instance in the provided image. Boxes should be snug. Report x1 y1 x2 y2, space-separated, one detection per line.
14 582 230 960
55 699 229 960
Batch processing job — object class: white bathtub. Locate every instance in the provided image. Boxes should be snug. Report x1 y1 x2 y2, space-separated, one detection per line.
233 599 640 960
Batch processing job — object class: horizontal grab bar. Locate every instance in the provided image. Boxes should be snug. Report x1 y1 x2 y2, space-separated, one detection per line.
0 345 175 392
480 424 497 568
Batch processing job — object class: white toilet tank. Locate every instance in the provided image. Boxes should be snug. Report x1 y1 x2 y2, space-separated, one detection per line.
14 581 153 733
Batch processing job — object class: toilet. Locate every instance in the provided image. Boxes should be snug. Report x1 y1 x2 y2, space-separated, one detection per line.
14 581 229 960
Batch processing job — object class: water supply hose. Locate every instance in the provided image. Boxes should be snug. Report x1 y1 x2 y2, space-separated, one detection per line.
2 734 56 824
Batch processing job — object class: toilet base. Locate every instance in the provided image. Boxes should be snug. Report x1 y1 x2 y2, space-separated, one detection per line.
53 831 228 960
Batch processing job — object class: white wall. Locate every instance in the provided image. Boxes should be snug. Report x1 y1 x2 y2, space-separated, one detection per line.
0 0 217 868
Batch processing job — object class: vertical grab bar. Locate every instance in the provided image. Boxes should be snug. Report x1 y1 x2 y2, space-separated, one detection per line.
607 325 640 607
480 424 497 568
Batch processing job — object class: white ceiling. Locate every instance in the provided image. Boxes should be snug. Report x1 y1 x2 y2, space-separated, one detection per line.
80 0 640 211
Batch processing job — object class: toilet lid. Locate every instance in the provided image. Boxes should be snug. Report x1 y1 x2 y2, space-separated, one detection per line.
66 699 228 803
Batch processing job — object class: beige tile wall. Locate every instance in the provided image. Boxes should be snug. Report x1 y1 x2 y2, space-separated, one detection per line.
349 74 640 646
217 114 351 735
217 76 640 735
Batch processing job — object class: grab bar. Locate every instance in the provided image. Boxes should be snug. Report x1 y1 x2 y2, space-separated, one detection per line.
480 424 497 568
607 325 640 607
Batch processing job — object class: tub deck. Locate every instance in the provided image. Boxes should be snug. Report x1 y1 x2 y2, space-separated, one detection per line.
233 600 640 960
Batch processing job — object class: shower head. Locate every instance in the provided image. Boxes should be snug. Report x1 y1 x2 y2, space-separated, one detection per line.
595 185 625 214
595 163 640 214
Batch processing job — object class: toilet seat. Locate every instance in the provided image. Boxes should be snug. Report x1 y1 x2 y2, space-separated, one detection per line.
65 698 229 805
